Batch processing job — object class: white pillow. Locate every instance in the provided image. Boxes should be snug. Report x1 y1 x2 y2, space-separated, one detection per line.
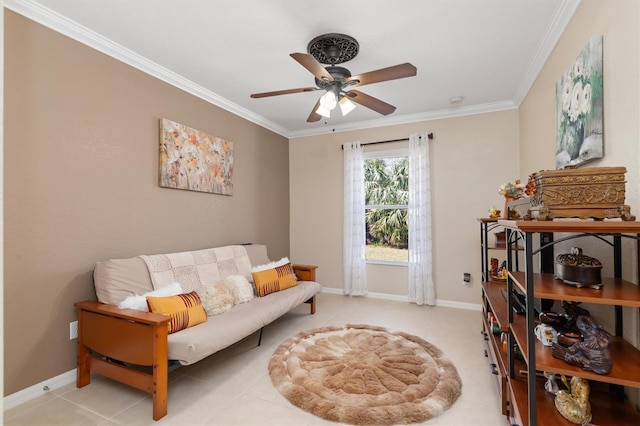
220 275 254 304
196 282 235 316
117 282 183 311
251 257 290 273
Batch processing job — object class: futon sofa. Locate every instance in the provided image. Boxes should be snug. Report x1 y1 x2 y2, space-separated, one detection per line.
75 244 321 420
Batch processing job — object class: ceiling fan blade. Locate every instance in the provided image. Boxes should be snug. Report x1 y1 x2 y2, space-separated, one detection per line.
307 99 322 122
346 90 396 115
250 87 319 98
346 63 417 87
290 53 334 83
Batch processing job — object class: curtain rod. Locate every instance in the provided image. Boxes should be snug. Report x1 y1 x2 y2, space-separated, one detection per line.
341 133 433 149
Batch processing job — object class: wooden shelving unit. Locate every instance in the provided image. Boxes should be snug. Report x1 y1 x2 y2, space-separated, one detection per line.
479 218 526 421
508 374 640 426
510 271 640 306
481 280 509 415
479 218 503 282
499 219 640 426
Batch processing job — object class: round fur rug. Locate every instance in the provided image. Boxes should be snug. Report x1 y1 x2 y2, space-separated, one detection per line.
269 324 462 425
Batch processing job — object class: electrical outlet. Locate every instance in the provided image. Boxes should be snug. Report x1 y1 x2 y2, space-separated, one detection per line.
69 321 78 340
463 273 471 285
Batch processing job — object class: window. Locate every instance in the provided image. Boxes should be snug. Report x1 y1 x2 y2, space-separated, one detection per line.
364 150 408 263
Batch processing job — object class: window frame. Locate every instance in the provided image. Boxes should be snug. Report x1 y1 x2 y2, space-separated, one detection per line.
363 148 409 266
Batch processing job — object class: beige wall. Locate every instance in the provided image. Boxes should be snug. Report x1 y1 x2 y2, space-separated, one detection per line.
520 0 639 210
4 11 290 395
290 110 519 305
519 0 639 407
520 1 640 296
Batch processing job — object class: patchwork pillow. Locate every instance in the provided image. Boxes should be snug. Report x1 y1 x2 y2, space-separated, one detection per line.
251 257 298 297
196 282 235 316
220 275 254 304
146 291 207 333
118 282 184 312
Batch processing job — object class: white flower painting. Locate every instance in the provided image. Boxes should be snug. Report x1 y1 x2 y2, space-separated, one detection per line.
555 36 603 169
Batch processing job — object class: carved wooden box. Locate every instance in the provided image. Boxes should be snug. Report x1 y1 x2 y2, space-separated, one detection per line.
528 167 635 221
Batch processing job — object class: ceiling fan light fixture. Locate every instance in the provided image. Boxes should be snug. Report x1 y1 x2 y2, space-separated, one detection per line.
316 104 332 118
339 96 356 116
319 90 337 109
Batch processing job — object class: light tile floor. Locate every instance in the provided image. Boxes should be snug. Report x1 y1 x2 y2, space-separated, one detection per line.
4 293 504 425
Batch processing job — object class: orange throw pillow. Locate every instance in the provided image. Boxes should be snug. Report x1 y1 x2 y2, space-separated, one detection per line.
251 262 298 297
146 291 207 333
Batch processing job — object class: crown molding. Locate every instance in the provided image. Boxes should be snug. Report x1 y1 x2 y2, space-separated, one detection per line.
6 0 578 140
4 0 290 138
288 100 518 139
512 0 581 105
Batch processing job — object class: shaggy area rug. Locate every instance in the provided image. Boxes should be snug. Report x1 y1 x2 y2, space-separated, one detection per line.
269 324 462 425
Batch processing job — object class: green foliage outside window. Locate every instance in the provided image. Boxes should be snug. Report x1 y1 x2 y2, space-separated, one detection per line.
364 157 409 254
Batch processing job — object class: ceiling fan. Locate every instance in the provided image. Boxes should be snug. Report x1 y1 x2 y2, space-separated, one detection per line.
250 33 417 122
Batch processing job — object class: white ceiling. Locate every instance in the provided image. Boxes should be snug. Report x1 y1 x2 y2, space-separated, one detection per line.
8 0 581 138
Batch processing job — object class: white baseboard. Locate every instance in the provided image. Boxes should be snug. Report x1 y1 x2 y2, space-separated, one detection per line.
320 287 482 311
320 287 344 295
435 299 483 311
3 369 76 410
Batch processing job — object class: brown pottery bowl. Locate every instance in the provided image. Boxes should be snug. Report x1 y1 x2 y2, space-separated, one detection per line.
557 332 583 347
539 311 567 327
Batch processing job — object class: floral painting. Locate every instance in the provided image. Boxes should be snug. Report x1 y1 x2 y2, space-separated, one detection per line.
159 118 233 195
556 35 603 169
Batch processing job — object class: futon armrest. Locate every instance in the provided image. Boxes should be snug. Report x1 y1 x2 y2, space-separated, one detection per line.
292 264 318 282
74 300 170 325
75 300 170 420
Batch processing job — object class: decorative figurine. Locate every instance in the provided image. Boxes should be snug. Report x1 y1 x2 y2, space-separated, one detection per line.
562 301 590 334
490 258 499 278
508 207 521 220
552 315 612 375
554 375 592 425
488 207 501 218
498 260 508 280
544 372 559 395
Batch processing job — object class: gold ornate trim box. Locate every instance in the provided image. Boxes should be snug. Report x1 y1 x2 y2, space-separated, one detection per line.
528 167 635 221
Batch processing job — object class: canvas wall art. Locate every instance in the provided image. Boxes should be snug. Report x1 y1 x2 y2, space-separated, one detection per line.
555 35 603 169
159 118 233 195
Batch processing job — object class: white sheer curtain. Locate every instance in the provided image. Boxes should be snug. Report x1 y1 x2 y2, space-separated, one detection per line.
408 132 434 305
343 141 367 296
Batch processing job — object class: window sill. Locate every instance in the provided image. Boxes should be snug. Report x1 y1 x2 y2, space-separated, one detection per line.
366 260 408 267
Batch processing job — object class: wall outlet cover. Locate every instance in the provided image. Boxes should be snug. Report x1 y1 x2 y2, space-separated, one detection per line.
69 321 78 340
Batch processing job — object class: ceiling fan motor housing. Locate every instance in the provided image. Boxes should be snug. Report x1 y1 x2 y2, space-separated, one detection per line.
315 66 352 90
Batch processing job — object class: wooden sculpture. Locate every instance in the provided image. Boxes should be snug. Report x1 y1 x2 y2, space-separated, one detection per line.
562 301 591 334
552 315 612 375
490 258 499 278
